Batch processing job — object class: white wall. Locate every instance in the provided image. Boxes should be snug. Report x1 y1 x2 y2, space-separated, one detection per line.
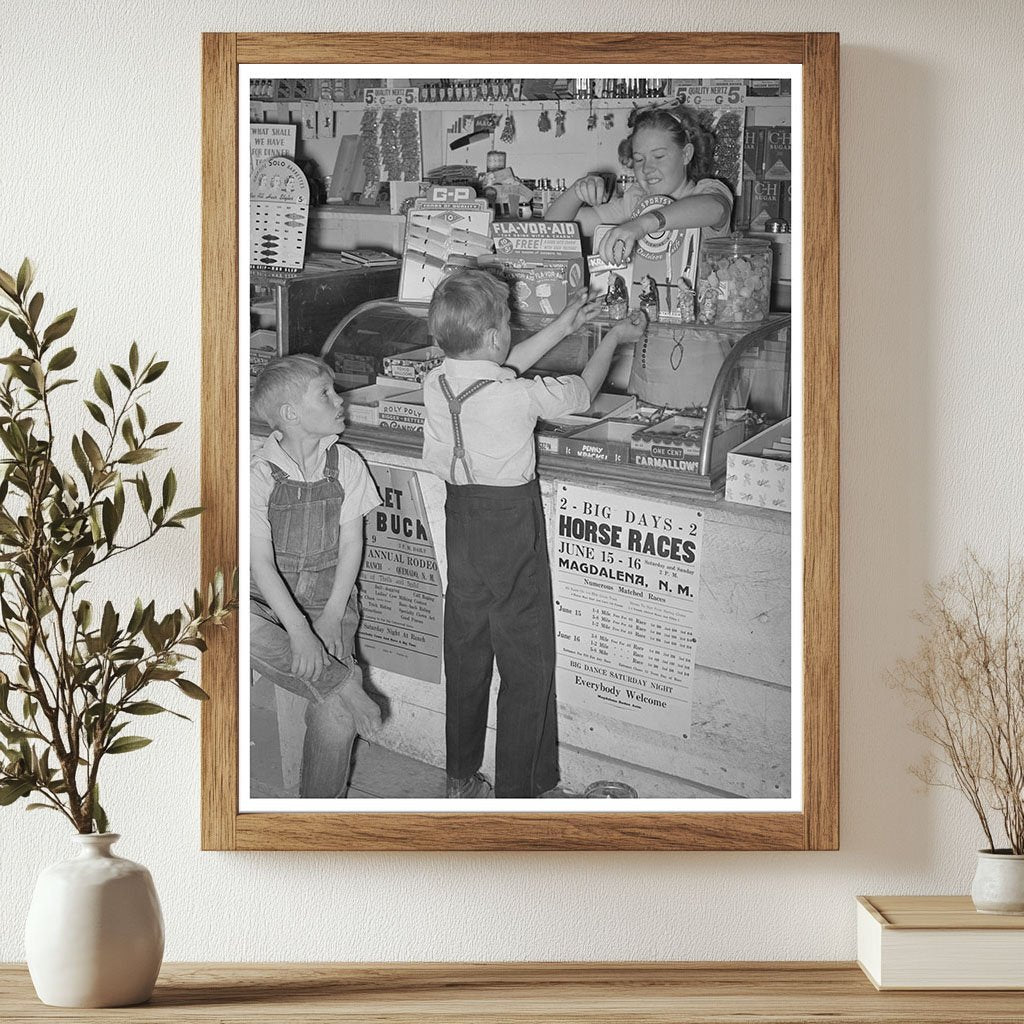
2 1 1022 962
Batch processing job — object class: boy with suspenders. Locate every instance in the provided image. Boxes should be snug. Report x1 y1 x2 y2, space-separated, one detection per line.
422 269 645 798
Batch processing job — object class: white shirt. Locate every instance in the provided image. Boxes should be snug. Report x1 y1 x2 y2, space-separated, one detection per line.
422 358 591 486
250 432 381 543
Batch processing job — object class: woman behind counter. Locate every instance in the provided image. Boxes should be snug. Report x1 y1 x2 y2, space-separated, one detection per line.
544 103 733 264
545 103 735 401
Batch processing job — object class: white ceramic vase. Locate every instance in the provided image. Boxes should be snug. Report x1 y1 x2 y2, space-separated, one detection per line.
970 850 1024 915
25 833 164 1007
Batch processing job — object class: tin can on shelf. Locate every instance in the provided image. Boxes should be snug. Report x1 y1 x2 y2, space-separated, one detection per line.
697 234 773 324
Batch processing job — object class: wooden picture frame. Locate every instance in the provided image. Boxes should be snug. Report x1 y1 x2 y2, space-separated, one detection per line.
201 32 838 851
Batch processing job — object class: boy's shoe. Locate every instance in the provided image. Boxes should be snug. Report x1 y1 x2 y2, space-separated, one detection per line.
446 772 493 799
537 785 579 799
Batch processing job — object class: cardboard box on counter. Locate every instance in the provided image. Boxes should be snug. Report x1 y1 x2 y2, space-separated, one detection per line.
630 416 745 476
537 393 636 453
342 381 419 427
560 419 639 465
725 417 791 511
379 389 426 433
382 346 445 383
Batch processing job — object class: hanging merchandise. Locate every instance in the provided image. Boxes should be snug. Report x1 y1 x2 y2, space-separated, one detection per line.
587 96 597 132
603 111 615 131
554 101 566 138
360 107 380 182
538 106 551 133
500 108 516 144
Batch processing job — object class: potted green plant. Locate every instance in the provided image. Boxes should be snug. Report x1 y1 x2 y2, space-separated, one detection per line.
895 551 1024 914
0 259 235 1005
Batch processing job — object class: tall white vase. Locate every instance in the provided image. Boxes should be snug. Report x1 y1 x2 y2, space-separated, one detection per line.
25 833 164 1007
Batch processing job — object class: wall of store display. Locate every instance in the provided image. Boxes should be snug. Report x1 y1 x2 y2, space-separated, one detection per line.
249 78 793 231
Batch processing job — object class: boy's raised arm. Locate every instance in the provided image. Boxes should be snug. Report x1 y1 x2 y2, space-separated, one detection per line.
504 289 603 373
579 313 647 399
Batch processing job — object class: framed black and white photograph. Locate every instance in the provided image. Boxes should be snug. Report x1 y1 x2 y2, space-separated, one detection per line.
200 32 838 851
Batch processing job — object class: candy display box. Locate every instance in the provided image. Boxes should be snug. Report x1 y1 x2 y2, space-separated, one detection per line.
536 393 636 453
630 415 745 475
381 345 444 383
725 417 792 511
560 419 639 465
342 381 419 427
378 389 426 433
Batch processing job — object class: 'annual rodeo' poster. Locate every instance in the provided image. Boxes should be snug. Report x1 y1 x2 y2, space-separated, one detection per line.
552 484 703 734
358 465 443 684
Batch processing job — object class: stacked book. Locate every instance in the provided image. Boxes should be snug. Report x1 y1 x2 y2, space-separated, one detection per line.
857 895 1024 990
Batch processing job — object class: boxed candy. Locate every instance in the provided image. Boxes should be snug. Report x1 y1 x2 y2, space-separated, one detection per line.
342 381 419 427
378 389 426 434
382 346 445 383
630 415 745 476
560 419 639 465
725 417 792 511
536 393 636 454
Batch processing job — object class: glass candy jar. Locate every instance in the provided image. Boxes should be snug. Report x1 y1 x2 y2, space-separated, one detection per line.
697 234 773 324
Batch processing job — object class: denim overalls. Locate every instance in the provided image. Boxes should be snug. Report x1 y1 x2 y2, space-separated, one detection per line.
250 445 362 797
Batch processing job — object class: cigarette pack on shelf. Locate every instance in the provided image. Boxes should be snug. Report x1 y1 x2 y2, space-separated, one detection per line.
342 381 419 427
725 417 792 511
536 393 636 454
382 345 445 383
630 415 745 476
399 186 494 304
250 329 278 384
491 221 585 315
379 389 426 433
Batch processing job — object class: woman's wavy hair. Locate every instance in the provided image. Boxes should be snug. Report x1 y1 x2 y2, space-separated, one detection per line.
618 103 717 182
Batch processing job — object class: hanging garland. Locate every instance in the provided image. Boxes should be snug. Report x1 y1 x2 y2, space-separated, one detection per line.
709 108 743 194
398 107 420 181
380 107 401 181
360 107 380 181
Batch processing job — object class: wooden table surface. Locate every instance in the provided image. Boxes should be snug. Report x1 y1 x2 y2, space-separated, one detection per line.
3 962 1024 1023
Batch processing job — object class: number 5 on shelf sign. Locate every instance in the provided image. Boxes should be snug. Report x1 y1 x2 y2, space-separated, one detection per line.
364 87 420 107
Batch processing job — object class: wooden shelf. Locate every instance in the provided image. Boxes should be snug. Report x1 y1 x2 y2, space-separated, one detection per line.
2 962 1023 1022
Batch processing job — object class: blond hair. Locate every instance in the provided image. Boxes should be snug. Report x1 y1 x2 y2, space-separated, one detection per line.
251 354 333 429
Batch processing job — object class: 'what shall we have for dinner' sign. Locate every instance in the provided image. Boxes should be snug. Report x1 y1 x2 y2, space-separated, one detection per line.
551 484 703 735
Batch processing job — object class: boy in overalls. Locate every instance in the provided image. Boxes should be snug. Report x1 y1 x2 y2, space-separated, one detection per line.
250 355 382 798
422 269 645 798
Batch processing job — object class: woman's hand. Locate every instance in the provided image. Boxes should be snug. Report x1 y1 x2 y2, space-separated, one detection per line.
570 175 610 208
598 221 645 266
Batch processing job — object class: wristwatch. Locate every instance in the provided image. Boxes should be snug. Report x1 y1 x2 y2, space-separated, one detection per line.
648 208 667 232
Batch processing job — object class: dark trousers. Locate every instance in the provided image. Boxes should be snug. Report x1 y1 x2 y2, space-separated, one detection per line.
443 479 559 798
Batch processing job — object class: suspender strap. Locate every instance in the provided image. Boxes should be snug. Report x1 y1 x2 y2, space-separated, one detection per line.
438 375 493 484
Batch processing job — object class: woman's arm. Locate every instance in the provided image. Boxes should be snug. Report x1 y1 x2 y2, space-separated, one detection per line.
544 175 606 234
597 192 730 265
